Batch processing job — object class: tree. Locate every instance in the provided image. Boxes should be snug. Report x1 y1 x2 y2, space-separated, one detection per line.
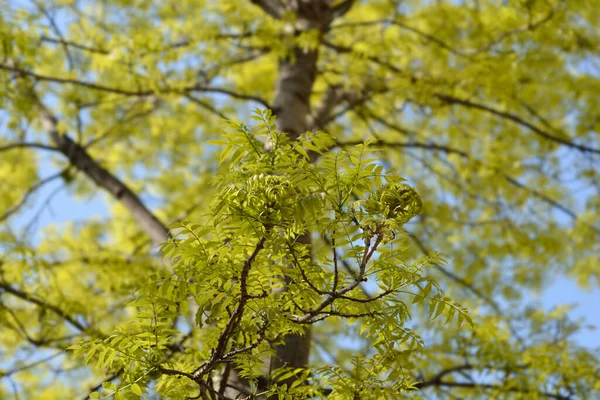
0 0 599 399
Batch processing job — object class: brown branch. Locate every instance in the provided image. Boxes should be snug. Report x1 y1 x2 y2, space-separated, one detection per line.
40 32 255 57
407 233 502 314
0 303 81 348
297 310 379 324
323 50 597 157
288 243 329 295
330 0 356 18
0 282 89 333
335 289 394 304
436 94 600 155
248 0 282 19
34 1 74 69
31 98 171 247
353 110 595 229
0 63 154 96
0 142 60 153
83 99 161 148
336 138 468 157
1 63 271 108
314 85 390 129
0 352 63 379
420 381 570 400
331 19 469 57
193 235 268 379
329 8 556 57
189 86 271 109
321 234 372 297
0 167 69 223
321 38 404 74
81 371 122 400
219 322 268 361
293 233 383 324
502 175 575 220
414 363 571 399
185 95 229 121
331 236 339 292
361 108 417 137
323 29 598 156
501 175 599 233
311 86 344 130
158 366 195 381
40 35 110 55
414 363 475 389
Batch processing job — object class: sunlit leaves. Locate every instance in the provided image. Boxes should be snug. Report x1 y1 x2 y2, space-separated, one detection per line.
65 112 472 397
1 0 599 398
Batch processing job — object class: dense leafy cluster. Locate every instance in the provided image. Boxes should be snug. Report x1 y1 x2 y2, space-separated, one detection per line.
365 183 423 224
69 111 470 399
218 173 299 226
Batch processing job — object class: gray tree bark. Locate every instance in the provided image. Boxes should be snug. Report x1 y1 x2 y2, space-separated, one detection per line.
247 0 357 394
35 98 171 247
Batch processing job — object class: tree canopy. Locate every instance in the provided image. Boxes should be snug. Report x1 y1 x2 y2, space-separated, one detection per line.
0 0 599 399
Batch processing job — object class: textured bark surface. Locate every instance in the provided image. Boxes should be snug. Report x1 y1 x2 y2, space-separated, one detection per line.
273 48 318 140
263 0 360 391
269 7 327 386
37 104 170 247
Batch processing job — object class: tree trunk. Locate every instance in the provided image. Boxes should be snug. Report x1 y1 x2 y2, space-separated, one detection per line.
272 48 318 141
269 39 320 389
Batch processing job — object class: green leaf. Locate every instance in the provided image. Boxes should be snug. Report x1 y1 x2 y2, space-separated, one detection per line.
102 381 117 391
131 383 143 396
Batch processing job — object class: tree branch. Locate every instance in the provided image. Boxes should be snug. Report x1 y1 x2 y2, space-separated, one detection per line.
34 1 75 69
321 38 404 74
330 8 557 57
351 110 596 230
1 63 271 108
292 233 382 324
0 282 89 333
322 35 599 155
436 94 600 155
0 352 63 379
311 86 344 130
0 167 68 223
40 35 110 55
192 235 268 379
185 94 228 120
414 363 571 399
188 86 271 109
0 63 154 96
0 142 60 153
248 0 282 19
407 233 502 314
336 138 468 157
414 363 475 388
30 97 171 247
330 0 356 18
420 381 570 400
81 371 121 400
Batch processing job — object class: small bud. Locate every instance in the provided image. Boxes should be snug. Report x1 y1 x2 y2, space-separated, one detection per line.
366 183 423 224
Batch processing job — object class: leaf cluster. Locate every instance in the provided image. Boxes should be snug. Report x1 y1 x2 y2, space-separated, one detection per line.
70 110 471 399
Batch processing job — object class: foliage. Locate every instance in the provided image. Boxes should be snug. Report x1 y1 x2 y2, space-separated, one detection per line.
68 111 470 399
0 0 599 399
